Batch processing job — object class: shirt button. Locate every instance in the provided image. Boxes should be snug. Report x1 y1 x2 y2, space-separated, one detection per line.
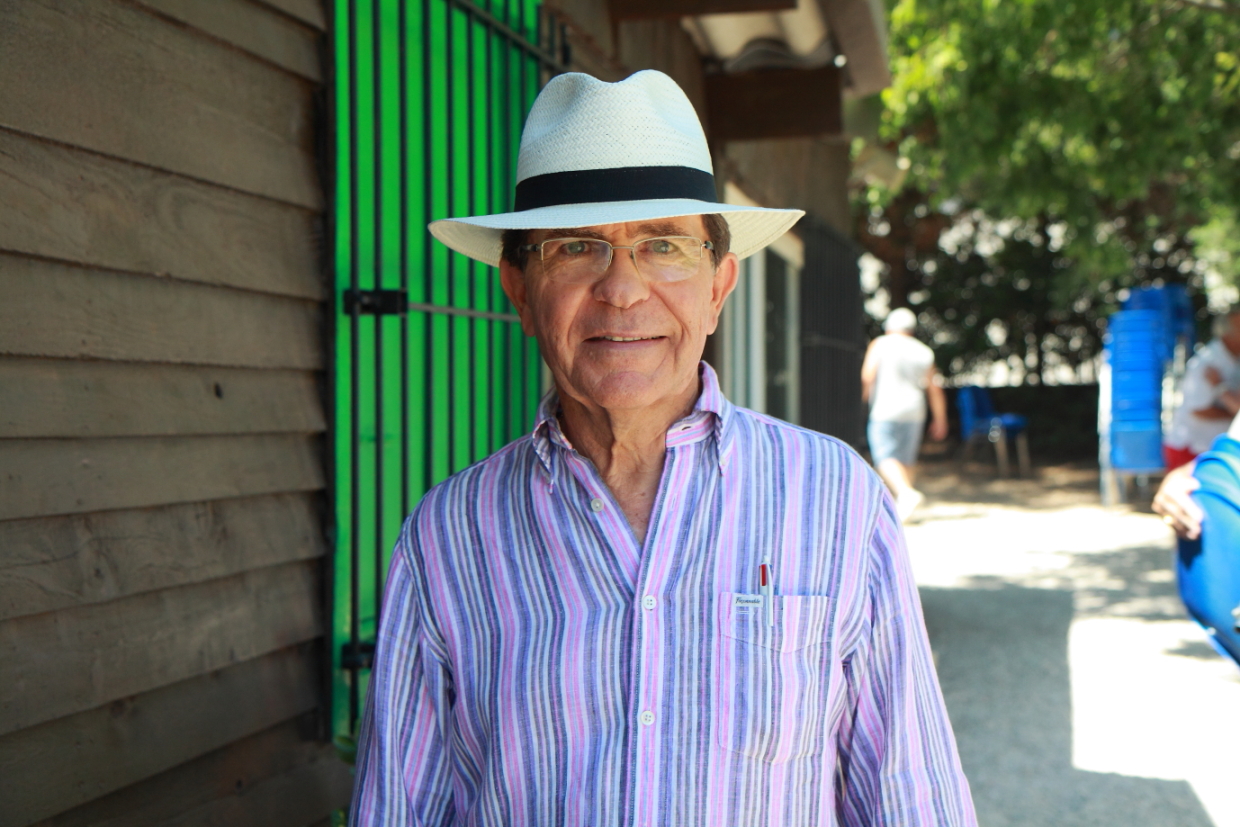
640 710 655 726
642 595 657 610
590 498 604 512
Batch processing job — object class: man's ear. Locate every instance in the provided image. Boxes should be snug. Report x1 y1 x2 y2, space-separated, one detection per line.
705 252 739 336
499 259 537 337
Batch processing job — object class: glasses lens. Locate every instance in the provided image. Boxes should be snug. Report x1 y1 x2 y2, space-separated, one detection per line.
634 237 703 281
540 238 611 282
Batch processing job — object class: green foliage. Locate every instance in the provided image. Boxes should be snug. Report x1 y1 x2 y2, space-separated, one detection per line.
884 0 1240 242
1190 201 1240 289
915 212 1105 381
857 0 1239 383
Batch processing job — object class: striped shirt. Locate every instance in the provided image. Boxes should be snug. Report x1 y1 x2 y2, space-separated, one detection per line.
351 362 975 826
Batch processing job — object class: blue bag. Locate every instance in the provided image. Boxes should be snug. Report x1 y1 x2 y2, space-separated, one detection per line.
1176 434 1240 667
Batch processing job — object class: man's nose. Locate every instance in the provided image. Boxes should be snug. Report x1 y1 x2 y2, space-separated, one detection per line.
592 245 650 309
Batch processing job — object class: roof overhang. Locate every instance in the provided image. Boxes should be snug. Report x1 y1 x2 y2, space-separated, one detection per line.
705 64 842 141
610 0 889 106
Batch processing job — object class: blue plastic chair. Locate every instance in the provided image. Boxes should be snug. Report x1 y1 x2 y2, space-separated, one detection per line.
1176 434 1240 667
957 386 1031 477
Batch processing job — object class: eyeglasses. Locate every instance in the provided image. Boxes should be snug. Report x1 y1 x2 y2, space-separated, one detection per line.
519 236 715 284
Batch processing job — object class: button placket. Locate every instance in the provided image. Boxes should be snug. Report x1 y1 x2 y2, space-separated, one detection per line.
628 446 688 827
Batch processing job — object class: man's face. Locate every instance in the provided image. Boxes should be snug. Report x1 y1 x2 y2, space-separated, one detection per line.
1224 313 1240 355
499 216 738 415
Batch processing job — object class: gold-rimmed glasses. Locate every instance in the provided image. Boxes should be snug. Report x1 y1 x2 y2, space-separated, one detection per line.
519 236 715 284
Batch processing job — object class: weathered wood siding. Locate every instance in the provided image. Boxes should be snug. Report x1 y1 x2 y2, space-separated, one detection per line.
0 1 346 825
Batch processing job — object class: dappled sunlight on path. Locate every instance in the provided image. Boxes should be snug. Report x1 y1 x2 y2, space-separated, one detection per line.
906 462 1240 827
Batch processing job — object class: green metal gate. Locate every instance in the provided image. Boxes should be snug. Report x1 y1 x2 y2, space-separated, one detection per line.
330 0 566 739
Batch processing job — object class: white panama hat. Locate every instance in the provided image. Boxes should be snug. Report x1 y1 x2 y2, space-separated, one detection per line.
429 70 805 267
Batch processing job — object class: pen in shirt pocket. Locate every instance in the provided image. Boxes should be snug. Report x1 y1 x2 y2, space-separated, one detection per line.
760 557 773 626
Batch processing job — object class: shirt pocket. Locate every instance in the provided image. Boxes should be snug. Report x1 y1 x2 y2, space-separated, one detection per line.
715 593 833 763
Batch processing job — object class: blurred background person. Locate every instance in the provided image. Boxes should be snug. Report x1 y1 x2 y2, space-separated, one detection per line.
1163 307 1240 470
862 307 949 521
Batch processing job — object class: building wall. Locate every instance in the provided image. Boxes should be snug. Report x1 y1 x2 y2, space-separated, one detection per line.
0 2 348 825
550 0 709 111
800 217 867 447
724 136 853 236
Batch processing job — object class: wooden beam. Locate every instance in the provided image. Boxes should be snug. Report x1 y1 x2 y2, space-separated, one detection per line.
254 0 328 31
0 493 326 622
0 644 320 827
0 434 324 522
0 255 323 371
0 360 325 440
820 0 892 98
164 751 353 827
0 130 325 301
28 715 346 827
0 0 321 208
611 0 795 20
133 0 323 82
705 65 843 141
0 560 322 736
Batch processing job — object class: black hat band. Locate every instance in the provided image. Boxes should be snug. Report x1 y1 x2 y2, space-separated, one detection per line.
514 165 717 212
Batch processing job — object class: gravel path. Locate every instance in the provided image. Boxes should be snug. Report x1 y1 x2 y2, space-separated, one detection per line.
906 461 1240 827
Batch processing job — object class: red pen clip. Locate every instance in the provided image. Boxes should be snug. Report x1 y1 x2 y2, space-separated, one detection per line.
760 558 773 626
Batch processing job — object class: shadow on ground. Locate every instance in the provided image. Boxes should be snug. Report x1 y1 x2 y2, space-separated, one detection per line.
915 455 1106 511
921 585 1215 827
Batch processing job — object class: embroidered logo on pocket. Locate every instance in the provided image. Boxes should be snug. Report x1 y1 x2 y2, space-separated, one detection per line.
732 593 764 612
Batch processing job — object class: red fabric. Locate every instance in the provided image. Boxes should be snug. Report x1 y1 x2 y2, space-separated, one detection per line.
1163 445 1198 471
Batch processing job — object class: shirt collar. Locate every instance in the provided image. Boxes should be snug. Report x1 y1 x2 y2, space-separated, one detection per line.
531 361 735 479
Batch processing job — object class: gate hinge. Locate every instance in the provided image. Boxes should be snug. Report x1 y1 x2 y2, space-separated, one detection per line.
341 641 376 670
343 289 408 316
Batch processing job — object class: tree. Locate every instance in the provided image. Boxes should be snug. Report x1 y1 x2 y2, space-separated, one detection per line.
857 0 1240 382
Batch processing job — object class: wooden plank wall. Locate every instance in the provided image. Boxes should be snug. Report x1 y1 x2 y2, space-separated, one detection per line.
0 1 349 825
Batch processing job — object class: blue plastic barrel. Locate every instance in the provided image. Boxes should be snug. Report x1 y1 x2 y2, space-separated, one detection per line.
1110 422 1164 469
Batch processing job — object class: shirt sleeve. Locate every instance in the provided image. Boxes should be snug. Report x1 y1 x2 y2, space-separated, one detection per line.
351 519 456 827
836 491 977 826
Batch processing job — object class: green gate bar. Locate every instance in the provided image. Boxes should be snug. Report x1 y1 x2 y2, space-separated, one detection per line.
331 0 563 740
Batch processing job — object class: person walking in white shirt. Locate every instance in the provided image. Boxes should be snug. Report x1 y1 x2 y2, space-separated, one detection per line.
861 307 948 521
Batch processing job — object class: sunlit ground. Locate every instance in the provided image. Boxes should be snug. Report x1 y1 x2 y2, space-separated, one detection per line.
906 456 1240 827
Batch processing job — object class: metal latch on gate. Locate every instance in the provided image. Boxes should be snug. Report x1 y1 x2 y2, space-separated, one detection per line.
341 641 376 670
343 288 408 316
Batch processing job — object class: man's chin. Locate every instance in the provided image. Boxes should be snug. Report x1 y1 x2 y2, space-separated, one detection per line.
570 368 691 414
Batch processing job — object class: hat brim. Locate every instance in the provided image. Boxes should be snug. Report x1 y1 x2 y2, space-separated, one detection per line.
428 199 805 267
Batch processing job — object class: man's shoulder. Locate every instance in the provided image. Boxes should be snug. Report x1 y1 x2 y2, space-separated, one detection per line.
729 407 873 469
412 435 539 516
1196 339 1231 363
728 408 887 522
879 332 933 358
1185 343 1225 380
903 334 935 359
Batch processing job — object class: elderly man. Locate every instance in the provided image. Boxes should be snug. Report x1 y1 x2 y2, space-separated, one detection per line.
1163 307 1240 470
351 70 975 826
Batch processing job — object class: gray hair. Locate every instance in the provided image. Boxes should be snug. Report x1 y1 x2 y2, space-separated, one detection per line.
884 307 918 334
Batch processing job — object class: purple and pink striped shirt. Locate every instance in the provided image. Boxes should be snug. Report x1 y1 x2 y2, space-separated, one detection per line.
351 363 975 826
